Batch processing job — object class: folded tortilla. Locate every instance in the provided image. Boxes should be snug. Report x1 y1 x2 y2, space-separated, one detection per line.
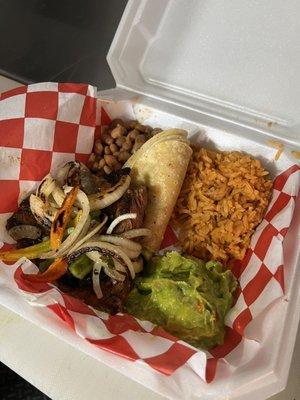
125 129 192 253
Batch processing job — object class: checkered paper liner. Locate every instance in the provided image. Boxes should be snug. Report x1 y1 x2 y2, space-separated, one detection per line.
0 83 299 384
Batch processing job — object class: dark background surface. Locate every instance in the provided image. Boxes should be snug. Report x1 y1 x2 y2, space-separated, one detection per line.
0 1 127 398
0 363 49 399
0 0 128 88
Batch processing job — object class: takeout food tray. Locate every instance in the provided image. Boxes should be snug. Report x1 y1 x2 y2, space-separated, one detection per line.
0 1 300 399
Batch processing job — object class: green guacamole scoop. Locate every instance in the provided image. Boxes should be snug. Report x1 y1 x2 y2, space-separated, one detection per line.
125 251 237 349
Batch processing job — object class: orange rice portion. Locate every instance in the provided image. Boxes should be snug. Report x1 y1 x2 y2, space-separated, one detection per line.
172 147 273 264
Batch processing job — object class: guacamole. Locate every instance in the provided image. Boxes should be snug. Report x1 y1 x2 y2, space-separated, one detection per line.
125 252 237 349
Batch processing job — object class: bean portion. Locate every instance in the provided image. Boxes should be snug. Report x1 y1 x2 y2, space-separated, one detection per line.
89 119 162 175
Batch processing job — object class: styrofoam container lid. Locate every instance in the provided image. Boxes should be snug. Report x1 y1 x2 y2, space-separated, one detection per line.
105 2 300 399
108 0 300 145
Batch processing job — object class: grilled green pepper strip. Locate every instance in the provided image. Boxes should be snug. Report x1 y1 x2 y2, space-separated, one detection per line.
0 240 51 262
68 255 93 279
38 259 54 273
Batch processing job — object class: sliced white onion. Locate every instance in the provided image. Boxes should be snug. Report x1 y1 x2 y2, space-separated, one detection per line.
29 194 55 228
87 251 125 282
104 266 125 282
37 174 57 198
41 189 90 259
63 185 75 195
97 235 141 253
93 263 103 299
56 162 73 186
88 175 131 210
89 251 103 299
76 215 91 241
132 257 144 273
125 249 141 259
67 216 108 255
94 235 141 259
113 258 127 273
75 240 135 279
121 228 151 239
106 213 137 235
30 194 47 216
37 174 66 209
51 186 66 207
48 197 59 209
64 214 91 256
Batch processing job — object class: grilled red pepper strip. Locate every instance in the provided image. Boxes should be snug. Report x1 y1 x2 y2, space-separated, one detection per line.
22 257 68 283
50 186 79 251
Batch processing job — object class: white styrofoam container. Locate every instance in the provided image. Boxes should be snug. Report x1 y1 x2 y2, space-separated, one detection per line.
98 1 300 399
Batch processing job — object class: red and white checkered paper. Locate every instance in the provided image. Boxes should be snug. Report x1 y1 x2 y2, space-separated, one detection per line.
0 83 299 384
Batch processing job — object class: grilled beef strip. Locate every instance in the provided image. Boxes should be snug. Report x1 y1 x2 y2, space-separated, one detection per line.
106 185 148 234
56 271 132 314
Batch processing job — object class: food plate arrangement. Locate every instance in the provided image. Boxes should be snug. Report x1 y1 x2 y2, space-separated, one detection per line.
1 2 300 399
0 83 299 400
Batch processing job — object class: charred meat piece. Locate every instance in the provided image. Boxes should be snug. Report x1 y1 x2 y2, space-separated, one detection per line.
97 272 132 314
56 272 132 314
107 185 148 234
105 167 131 185
7 199 40 230
6 198 47 246
66 162 104 195
16 238 41 249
